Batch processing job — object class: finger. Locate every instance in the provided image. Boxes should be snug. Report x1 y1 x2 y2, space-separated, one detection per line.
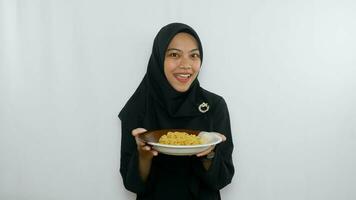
196 148 213 157
140 146 158 156
196 145 215 157
132 128 147 136
141 145 151 151
151 150 158 156
135 137 146 146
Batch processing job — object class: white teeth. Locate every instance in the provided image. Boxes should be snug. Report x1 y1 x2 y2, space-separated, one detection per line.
177 74 190 78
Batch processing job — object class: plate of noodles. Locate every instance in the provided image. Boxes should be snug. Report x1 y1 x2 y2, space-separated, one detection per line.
138 129 223 156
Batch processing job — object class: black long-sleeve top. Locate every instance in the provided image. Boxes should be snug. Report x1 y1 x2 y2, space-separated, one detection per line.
120 90 235 200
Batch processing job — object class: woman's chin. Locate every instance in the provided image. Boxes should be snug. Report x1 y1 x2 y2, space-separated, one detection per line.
173 85 190 92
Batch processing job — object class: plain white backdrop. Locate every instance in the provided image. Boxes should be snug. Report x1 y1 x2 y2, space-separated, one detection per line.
1 0 355 200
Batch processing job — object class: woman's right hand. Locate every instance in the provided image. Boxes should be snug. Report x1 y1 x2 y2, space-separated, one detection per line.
132 128 158 159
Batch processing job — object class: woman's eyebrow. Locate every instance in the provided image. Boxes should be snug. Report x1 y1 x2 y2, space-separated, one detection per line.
166 48 182 52
166 48 199 53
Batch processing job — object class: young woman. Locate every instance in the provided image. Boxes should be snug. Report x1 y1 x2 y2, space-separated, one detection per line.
119 22 235 200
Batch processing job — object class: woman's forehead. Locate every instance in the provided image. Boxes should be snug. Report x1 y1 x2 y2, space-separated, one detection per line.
167 32 199 50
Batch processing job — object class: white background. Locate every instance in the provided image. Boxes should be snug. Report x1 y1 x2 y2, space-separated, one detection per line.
1 0 355 200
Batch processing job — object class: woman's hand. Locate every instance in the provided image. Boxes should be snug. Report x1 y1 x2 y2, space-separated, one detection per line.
132 128 158 181
132 128 158 159
196 133 226 170
196 133 226 157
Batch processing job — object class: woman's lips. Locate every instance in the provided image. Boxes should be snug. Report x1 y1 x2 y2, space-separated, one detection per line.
174 73 191 83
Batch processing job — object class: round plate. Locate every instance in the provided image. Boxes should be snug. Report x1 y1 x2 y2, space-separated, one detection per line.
138 129 223 156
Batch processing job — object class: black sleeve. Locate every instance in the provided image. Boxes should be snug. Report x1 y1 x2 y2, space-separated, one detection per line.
119 120 147 194
192 97 235 190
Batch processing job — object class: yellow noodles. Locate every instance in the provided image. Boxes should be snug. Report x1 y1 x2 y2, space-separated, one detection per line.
158 131 202 145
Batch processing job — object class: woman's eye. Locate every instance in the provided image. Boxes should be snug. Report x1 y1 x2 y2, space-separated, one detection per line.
169 52 179 57
191 53 200 58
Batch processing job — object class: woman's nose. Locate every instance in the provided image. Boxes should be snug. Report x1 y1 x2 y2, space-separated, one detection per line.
179 65 192 70
180 55 191 67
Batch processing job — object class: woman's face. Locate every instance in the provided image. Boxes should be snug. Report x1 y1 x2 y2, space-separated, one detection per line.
164 32 201 92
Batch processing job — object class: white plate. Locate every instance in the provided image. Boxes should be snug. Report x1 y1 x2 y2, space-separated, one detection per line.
140 130 223 156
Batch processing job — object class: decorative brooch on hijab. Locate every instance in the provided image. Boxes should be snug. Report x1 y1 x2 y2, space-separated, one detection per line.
198 102 209 113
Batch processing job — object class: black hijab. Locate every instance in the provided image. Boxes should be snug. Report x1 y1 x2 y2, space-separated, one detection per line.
119 23 207 128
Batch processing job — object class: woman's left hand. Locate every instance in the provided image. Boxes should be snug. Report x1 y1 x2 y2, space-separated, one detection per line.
196 133 226 157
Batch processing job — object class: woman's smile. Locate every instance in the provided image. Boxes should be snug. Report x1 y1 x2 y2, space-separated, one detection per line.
174 73 192 83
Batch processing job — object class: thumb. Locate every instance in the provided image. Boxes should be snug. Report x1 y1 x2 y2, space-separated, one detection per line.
132 128 148 136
